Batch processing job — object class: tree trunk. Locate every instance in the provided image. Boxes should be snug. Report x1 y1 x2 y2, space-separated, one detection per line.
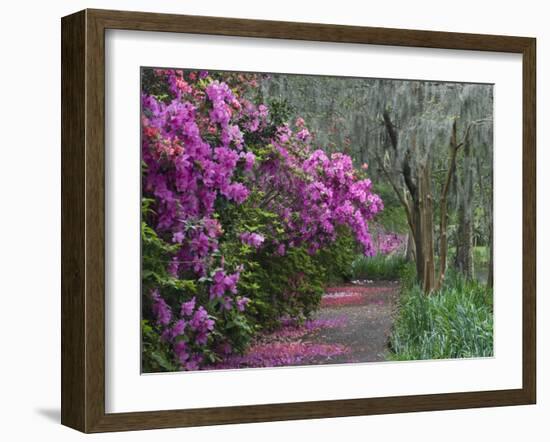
411 201 424 286
456 209 474 278
405 232 416 262
418 164 435 293
455 135 474 280
487 221 494 288
380 111 435 293
409 163 435 293
476 144 493 289
435 120 460 290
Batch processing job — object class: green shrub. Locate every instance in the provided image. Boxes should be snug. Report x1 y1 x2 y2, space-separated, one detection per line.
254 247 325 326
216 199 326 331
389 272 493 360
315 227 356 284
240 228 355 330
142 319 177 373
141 196 257 369
351 254 408 281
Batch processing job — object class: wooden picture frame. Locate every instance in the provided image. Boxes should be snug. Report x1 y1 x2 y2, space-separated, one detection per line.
61 8 536 433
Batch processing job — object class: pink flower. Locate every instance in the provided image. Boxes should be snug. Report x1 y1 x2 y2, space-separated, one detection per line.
240 232 265 249
258 104 269 119
236 297 250 312
296 128 311 142
151 289 172 326
222 296 233 310
241 151 256 171
172 231 185 243
223 182 249 203
180 297 196 317
174 341 189 364
171 319 187 337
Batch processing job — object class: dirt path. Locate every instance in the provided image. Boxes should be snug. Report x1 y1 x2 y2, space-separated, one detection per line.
208 281 401 369
308 282 401 365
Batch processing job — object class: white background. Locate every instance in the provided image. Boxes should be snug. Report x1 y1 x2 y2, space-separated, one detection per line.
0 0 548 440
106 30 522 413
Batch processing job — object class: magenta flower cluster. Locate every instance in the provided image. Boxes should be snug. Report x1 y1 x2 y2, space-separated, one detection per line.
240 232 265 248
256 122 383 256
152 291 216 370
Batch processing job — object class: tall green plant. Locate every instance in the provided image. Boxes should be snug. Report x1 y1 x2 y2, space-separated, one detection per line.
351 254 408 281
389 272 493 360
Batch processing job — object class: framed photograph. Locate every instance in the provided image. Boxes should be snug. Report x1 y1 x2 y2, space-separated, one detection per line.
61 9 536 433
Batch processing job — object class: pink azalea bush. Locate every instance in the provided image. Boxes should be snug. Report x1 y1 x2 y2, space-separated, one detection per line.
140 68 383 372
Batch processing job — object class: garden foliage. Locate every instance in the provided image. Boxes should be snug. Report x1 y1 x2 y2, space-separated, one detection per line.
140 69 383 371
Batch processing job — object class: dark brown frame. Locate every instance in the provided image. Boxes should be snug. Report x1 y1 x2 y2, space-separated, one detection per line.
61 8 536 433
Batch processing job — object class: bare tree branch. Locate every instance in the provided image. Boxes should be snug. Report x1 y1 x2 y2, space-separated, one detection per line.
374 149 415 236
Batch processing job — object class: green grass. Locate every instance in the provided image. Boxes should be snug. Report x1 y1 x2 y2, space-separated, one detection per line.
389 271 493 361
351 254 408 281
